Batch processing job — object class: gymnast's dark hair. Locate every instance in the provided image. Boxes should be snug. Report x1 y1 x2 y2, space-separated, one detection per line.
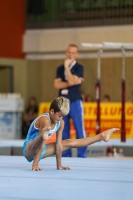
49 99 60 113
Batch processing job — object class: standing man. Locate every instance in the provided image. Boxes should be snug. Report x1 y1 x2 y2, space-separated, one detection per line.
54 44 87 158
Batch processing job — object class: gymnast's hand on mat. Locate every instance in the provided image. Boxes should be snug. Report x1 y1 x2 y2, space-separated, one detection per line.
57 165 71 170
32 165 43 171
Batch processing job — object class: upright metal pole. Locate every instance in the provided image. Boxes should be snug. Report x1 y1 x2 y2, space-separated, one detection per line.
96 49 102 134
121 47 126 142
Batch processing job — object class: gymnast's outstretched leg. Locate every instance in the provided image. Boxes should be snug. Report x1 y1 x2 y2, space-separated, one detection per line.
44 128 119 158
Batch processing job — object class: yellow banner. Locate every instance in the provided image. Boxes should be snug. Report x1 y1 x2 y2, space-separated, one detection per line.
38 102 133 139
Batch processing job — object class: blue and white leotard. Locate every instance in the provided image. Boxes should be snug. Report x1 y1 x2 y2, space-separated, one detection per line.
22 113 60 162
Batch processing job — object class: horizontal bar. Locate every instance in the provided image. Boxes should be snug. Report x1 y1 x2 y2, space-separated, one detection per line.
103 42 133 49
81 42 133 50
81 43 103 48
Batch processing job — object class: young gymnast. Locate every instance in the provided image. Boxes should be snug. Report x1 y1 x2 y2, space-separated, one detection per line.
22 96 119 171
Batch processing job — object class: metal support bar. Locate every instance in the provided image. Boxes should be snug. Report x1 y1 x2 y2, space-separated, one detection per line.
96 49 103 135
121 47 126 142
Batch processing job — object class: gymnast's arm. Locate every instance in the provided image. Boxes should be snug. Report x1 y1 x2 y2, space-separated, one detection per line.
56 120 71 170
32 117 50 171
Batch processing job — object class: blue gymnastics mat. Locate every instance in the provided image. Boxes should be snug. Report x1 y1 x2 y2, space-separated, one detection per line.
0 156 133 200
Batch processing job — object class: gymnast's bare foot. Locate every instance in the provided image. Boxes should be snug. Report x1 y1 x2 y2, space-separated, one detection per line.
101 128 120 142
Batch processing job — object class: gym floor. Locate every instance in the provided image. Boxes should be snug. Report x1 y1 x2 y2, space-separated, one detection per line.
0 156 133 200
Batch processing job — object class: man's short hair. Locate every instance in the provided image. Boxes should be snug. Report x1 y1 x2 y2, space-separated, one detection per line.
67 44 79 51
